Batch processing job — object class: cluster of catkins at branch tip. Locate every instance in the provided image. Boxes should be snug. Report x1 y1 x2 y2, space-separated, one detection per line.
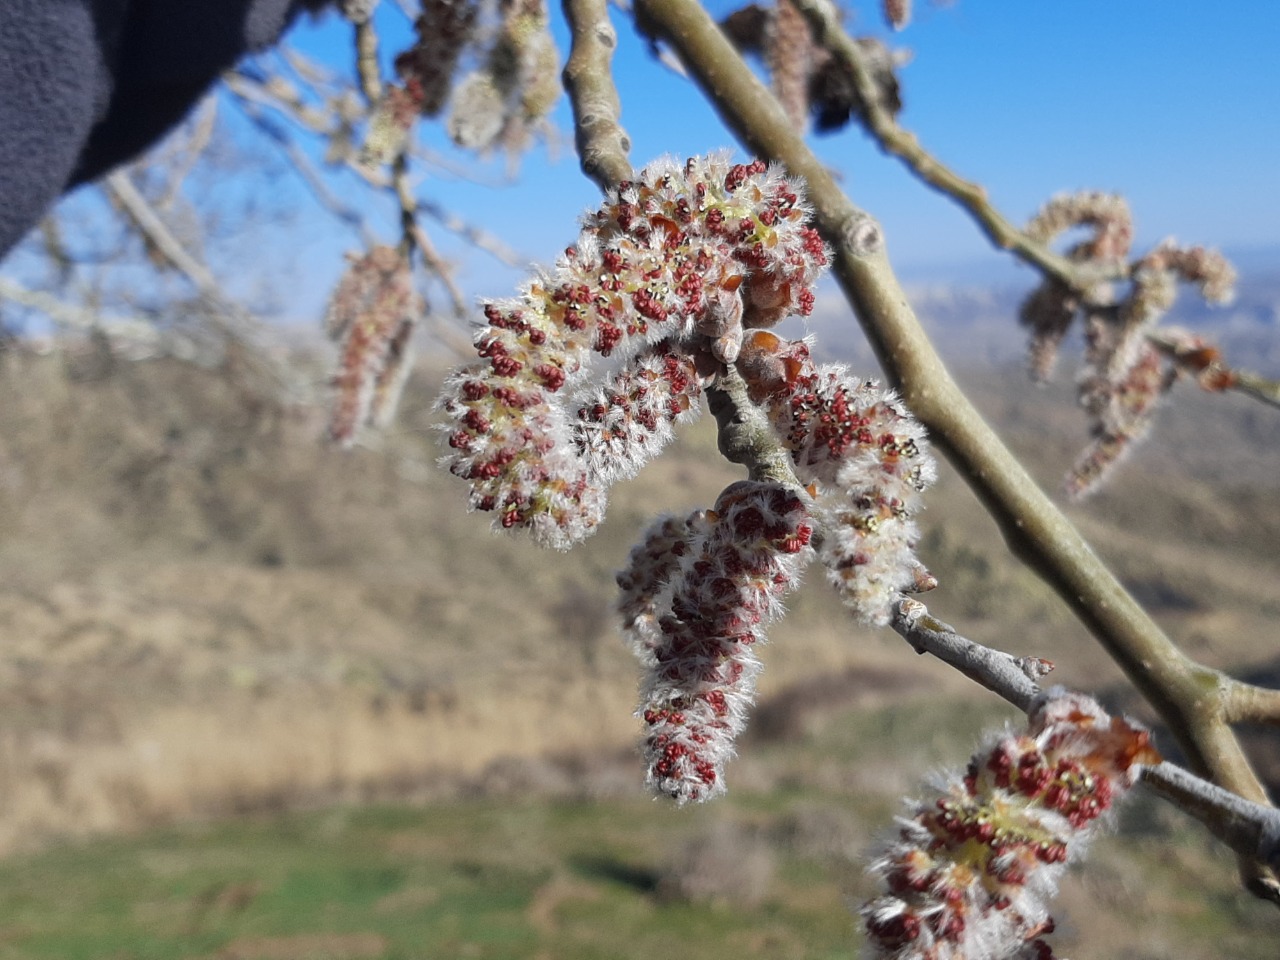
439 154 938 800
363 0 560 163
438 153 830 549
1017 191 1237 498
863 689 1160 960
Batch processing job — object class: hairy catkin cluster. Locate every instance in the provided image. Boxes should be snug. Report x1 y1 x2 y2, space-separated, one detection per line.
1018 192 1133 384
767 0 819 132
1016 192 1237 497
1023 192 1133 263
863 690 1160 960
739 331 936 625
1066 239 1237 498
446 0 561 154
325 246 421 446
620 482 815 803
882 0 911 31
438 154 828 548
360 82 426 167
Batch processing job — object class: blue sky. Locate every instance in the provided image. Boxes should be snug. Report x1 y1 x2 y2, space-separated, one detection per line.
28 0 1278 325
268 0 1280 317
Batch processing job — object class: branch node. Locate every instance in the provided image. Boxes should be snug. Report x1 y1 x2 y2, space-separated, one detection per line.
841 213 883 257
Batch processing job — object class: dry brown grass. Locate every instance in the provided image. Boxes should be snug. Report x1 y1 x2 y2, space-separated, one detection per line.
0 342 1273 852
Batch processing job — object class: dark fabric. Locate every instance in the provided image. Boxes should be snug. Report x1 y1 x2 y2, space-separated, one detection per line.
0 0 330 261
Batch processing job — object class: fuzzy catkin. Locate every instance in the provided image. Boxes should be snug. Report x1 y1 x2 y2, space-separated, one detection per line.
863 690 1159 960
624 482 814 803
325 246 420 446
437 154 828 548
738 332 936 625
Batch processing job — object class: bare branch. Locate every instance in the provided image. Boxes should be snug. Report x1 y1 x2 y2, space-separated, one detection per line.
353 19 384 104
415 198 529 268
1234 370 1280 409
1223 678 1280 728
705 366 806 490
890 598 1047 713
787 0 1116 290
103 171 301 399
0 277 165 355
562 0 633 191
1142 764 1280 903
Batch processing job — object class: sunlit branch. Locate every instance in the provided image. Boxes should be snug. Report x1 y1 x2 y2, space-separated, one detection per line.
788 0 1117 291
562 0 634 191
1223 678 1280 728
891 598 1047 712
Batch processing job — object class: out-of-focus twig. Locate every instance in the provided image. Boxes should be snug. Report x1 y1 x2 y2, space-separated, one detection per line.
347 16 469 324
415 198 528 268
239 103 378 243
103 171 301 398
0 277 165 354
155 96 220 210
225 68 530 273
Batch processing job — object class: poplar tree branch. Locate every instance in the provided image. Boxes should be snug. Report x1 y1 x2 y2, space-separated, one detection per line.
632 0 1279 902
791 0 1280 417
563 0 634 191
787 0 1115 290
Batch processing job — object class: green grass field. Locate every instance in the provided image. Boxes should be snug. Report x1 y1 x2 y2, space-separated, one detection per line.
0 698 1276 960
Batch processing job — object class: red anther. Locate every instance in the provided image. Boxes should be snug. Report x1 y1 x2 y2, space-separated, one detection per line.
533 364 566 392
462 410 491 432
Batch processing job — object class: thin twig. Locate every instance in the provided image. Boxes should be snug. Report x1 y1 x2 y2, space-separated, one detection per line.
353 19 384 103
415 198 529 268
794 0 1280 423
562 0 634 191
238 102 379 243
225 69 530 270
1233 370 1280 409
102 172 301 399
633 0 1279 902
156 95 220 210
788 0 1116 291
0 277 164 353
891 598 1047 712
1145 327 1280 411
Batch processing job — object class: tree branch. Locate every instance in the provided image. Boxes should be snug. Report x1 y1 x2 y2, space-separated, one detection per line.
103 172 302 399
891 598 1047 713
562 0 634 191
632 0 1279 902
788 0 1116 291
